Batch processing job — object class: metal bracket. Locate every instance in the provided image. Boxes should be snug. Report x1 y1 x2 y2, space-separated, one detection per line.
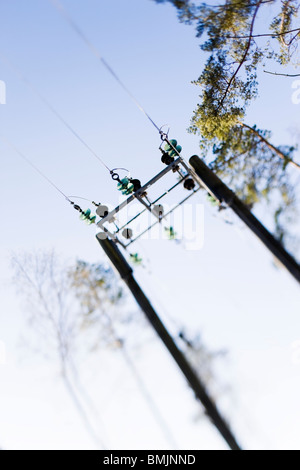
97 157 202 247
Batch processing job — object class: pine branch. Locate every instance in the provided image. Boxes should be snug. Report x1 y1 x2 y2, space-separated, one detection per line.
217 0 263 111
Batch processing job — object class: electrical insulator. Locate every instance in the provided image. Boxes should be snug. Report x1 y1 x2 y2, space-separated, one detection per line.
161 152 174 166
122 228 133 239
184 178 196 191
164 226 177 240
117 177 134 195
130 253 143 266
117 177 141 195
96 205 109 218
164 139 182 158
207 194 219 206
79 208 96 225
161 139 182 166
130 179 142 192
153 204 164 219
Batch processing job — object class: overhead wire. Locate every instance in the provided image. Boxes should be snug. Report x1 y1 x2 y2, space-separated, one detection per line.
3 4 197 229
68 196 100 206
1 1 185 198
2 136 73 203
49 0 162 134
3 4 250 449
40 2 282 448
0 53 113 174
2 137 100 225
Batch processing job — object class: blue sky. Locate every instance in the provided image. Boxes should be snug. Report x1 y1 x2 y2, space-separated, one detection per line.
0 0 300 450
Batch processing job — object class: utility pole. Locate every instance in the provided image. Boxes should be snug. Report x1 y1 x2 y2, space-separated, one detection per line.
189 155 300 285
96 234 242 451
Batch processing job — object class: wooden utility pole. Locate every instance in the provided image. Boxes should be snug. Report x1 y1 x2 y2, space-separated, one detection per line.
189 155 300 285
96 234 242 451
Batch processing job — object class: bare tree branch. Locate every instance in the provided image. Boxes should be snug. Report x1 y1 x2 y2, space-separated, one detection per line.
226 26 300 39
264 69 300 77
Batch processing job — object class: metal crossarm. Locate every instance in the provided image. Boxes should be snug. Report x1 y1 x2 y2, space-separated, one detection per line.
124 187 202 247
97 157 202 247
97 158 183 226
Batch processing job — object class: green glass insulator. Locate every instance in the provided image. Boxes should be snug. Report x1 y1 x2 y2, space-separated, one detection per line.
80 208 94 222
165 226 177 240
166 141 182 157
117 178 129 192
169 145 182 158
130 253 143 265
207 194 219 206
124 182 134 195
164 139 177 153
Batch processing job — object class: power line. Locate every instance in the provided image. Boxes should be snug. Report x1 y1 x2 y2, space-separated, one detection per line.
49 0 162 134
2 136 72 203
3 137 104 228
0 53 112 173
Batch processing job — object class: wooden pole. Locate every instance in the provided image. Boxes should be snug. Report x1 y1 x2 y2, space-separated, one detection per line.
189 155 300 285
96 234 242 451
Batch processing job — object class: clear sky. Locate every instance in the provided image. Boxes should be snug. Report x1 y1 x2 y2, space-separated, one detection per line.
0 0 300 450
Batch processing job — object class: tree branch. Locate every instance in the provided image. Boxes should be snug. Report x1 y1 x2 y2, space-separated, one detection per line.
226 27 300 39
264 69 300 77
240 122 300 170
217 1 263 111
279 0 294 47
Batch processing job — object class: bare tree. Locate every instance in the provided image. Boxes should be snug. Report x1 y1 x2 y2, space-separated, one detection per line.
12 251 230 449
11 250 108 449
